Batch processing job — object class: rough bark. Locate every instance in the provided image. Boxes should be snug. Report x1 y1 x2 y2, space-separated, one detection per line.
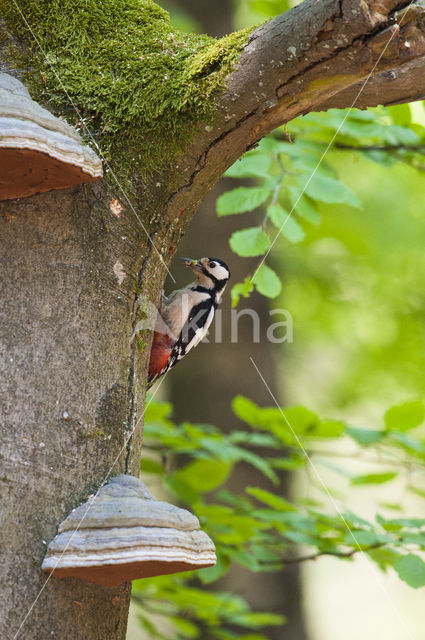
0 182 155 639
2 0 425 638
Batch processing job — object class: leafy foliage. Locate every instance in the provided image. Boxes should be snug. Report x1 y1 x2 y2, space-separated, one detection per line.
219 106 425 307
133 395 425 639
252 264 282 299
394 554 425 588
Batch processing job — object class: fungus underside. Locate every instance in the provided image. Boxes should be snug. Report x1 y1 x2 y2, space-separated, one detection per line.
1 0 251 182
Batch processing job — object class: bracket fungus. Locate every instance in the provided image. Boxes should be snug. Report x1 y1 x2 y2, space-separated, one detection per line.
42 474 216 586
0 73 103 200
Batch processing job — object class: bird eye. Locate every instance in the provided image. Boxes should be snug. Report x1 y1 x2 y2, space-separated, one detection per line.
209 261 216 269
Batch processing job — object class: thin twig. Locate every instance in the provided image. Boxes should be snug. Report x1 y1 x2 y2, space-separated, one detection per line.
335 142 425 152
279 541 386 564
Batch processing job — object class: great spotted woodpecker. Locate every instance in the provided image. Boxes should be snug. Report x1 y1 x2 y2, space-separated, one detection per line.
147 257 230 388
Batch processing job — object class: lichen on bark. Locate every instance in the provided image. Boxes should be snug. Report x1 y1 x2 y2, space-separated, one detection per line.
0 0 251 181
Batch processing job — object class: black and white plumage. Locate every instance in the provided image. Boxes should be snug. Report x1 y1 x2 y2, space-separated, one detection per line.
147 257 230 388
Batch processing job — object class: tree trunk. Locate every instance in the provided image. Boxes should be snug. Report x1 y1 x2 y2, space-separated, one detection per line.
0 183 152 639
2 0 425 637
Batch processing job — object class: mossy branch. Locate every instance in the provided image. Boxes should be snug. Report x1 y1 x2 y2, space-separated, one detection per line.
3 0 425 243
0 0 251 180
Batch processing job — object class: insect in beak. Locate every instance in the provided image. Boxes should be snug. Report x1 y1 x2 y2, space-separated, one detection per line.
181 257 202 272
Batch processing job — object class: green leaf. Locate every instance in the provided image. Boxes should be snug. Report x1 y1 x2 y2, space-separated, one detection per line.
199 438 278 483
202 508 267 545
351 472 397 485
294 194 321 225
171 459 231 493
409 486 425 500
140 457 164 474
236 449 279 484
225 154 272 178
271 455 305 470
379 502 403 512
230 612 286 628
367 150 398 167
281 405 319 435
229 227 270 257
232 396 292 444
283 529 319 545
388 103 412 126
311 418 344 439
302 172 361 208
246 487 296 511
229 431 278 448
389 431 425 454
401 532 425 546
232 395 262 426
232 549 262 571
198 553 231 584
384 399 425 431
137 614 163 638
343 530 389 547
384 124 419 146
252 264 282 298
267 200 306 242
170 616 200 638
231 277 254 307
377 514 404 532
346 426 384 445
144 400 173 424
381 517 425 529
342 511 373 529
280 216 305 243
267 203 289 227
259 136 289 154
347 108 378 122
394 554 425 588
250 544 282 564
217 188 271 216
368 547 401 571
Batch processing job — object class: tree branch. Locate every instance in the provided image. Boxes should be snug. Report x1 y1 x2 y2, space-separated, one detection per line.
280 542 387 564
335 143 425 152
165 0 425 239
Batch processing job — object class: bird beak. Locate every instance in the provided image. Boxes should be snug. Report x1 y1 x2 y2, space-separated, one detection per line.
181 257 202 272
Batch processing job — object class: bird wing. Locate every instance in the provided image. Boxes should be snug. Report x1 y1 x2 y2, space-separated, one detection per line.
180 300 215 356
147 299 214 389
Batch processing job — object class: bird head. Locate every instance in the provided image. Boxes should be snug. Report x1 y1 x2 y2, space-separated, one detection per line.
182 257 230 294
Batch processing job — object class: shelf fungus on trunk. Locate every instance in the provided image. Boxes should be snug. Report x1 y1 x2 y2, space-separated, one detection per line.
0 73 103 200
41 474 216 586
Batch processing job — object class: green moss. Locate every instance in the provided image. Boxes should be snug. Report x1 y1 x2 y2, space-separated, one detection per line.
78 429 109 440
1 0 251 181
136 333 147 353
137 308 148 321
